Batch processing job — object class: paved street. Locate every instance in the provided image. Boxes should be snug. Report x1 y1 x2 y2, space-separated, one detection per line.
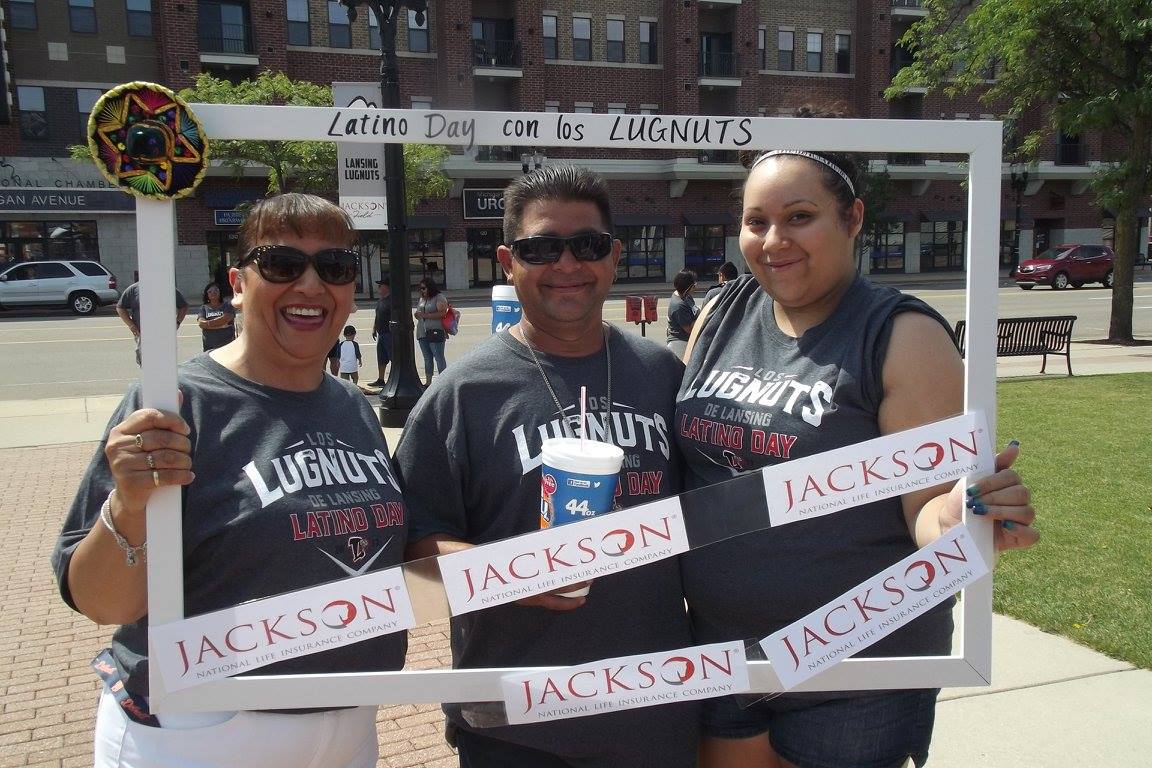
1 277 1150 402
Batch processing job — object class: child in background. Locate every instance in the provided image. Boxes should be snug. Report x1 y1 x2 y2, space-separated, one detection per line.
337 325 362 383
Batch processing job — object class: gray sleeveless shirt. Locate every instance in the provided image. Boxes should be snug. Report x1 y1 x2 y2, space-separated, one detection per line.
675 274 955 659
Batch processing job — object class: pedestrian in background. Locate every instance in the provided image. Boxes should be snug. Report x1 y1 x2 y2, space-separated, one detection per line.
116 281 188 366
369 276 392 386
703 261 739 307
666 267 699 357
196 282 235 351
336 324 362 384
413 276 448 383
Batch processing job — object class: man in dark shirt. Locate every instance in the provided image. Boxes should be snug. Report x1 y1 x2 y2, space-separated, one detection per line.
115 281 188 366
368 277 392 386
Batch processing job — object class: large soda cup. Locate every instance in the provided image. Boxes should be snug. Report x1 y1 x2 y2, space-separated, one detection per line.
539 437 624 597
491 284 522 333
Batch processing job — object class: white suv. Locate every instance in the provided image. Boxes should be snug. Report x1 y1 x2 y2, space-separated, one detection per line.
0 260 120 315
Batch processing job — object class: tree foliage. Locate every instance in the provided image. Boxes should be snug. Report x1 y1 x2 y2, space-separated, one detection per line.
888 0 1152 342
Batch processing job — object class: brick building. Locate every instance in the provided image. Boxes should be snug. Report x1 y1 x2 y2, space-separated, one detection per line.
1 0 1148 299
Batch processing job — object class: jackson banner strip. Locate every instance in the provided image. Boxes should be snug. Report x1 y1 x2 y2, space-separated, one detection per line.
762 411 993 528
437 497 689 616
150 567 416 692
759 524 990 690
501 641 749 725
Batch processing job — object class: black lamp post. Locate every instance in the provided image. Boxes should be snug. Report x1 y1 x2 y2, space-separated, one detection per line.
342 0 427 426
1009 162 1030 274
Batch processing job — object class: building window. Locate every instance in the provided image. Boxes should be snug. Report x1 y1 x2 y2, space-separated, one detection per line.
574 103 594 114
368 10 380 49
408 229 446 285
1 221 101 263
542 15 557 59
9 0 37 30
617 226 666 280
638 104 657 114
200 1 251 54
328 1 351 48
17 86 48 141
806 32 823 72
777 30 794 71
407 9 429 52
76 88 101 139
835 34 851 74
410 97 432 110
639 21 657 64
544 101 559 113
920 220 967 271
607 103 626 114
126 0 152 36
606 18 624 62
871 222 905 273
69 0 97 34
685 225 728 279
286 0 310 46
757 28 766 69
572 16 591 61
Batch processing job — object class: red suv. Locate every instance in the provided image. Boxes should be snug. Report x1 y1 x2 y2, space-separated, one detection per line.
1014 244 1115 290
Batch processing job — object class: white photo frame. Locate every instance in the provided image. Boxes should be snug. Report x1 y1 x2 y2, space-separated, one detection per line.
138 106 1001 713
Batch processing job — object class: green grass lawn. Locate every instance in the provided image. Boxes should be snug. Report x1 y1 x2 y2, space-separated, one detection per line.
994 372 1152 669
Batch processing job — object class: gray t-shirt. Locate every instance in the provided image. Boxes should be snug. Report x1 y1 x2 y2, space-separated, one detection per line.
52 355 409 701
666 292 698 343
117 281 189 329
197 303 235 349
676 275 956 665
394 329 698 766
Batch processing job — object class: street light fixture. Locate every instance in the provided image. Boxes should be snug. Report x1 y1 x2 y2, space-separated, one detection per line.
1009 161 1030 274
341 0 427 426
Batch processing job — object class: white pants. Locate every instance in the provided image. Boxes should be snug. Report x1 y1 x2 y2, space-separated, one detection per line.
93 686 379 768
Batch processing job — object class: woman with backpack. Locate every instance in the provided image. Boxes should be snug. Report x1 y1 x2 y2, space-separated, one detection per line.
414 276 449 383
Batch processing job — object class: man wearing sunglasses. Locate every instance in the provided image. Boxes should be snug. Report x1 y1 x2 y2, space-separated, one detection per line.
395 166 698 768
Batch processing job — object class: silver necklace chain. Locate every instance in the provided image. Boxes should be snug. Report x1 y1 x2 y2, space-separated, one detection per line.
521 324 612 438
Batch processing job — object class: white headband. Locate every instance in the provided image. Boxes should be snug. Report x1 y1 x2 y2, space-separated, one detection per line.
750 150 856 197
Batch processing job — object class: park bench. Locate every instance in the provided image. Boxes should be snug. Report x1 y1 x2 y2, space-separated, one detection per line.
953 315 1078 376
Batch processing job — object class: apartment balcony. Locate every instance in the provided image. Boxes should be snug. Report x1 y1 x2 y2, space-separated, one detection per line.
891 0 928 15
699 51 739 79
1055 143 1085 165
698 149 739 164
474 145 518 163
472 39 521 70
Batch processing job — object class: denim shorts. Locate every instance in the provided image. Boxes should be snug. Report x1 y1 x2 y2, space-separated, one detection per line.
702 689 939 768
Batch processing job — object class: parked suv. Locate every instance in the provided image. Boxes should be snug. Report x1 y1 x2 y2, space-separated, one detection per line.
1014 244 1115 290
0 260 120 314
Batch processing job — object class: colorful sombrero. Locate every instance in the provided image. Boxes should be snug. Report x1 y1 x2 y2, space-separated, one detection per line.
88 81 209 200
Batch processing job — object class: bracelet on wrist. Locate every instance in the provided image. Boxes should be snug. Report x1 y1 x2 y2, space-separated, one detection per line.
100 492 147 567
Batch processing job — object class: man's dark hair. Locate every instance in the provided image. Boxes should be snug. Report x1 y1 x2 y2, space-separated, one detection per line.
717 262 738 281
502 165 613 242
673 268 697 295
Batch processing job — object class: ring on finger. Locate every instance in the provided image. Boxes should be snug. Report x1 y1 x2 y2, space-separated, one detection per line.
134 433 144 450
146 452 156 470
152 470 161 487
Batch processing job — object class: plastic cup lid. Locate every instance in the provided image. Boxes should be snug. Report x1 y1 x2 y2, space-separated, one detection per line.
541 437 624 475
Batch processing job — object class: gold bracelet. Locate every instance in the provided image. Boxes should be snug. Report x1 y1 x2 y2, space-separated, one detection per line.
99 493 147 567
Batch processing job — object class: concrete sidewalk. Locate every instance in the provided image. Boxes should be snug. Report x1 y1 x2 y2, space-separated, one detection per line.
1 348 1148 766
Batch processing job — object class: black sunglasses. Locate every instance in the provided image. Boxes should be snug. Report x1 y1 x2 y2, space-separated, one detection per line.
239 245 360 286
510 232 614 265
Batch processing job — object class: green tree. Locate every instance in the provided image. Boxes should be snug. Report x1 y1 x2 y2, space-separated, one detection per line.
73 70 450 211
888 0 1152 343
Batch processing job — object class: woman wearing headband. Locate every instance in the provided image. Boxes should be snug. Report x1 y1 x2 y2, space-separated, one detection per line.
675 143 1039 768
51 194 409 767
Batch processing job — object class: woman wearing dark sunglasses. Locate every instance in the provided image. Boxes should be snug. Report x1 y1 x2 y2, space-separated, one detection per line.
414 277 449 382
52 194 409 767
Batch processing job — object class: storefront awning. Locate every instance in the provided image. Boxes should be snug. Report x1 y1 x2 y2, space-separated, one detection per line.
408 215 452 229
682 212 737 226
615 214 678 226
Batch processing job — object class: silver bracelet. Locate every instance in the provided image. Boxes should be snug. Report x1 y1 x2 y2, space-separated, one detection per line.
99 493 147 567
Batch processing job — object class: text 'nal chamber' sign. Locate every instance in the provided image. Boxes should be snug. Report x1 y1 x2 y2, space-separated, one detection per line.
333 83 388 230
